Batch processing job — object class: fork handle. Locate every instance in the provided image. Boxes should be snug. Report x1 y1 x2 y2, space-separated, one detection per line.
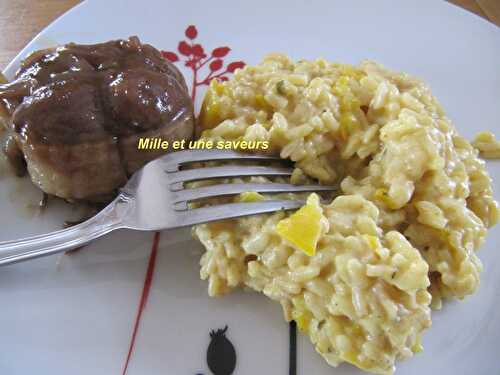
0 195 129 266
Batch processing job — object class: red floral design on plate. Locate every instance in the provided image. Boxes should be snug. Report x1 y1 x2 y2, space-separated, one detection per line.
161 25 246 101
122 25 246 375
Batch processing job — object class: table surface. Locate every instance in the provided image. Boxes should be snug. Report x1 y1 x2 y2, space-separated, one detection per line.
0 0 499 71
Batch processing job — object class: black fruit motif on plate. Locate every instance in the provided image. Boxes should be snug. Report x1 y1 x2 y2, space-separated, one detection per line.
198 322 297 375
206 326 236 375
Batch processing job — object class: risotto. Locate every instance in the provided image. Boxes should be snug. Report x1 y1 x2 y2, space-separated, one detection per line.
193 54 498 374
473 131 500 159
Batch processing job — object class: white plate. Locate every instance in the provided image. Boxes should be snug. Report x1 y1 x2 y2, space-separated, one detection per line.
1 1 500 374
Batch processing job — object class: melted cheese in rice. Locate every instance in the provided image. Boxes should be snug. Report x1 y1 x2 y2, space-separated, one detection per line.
193 54 498 374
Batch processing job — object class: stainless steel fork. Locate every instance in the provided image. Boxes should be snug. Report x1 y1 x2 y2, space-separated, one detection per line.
0 149 335 266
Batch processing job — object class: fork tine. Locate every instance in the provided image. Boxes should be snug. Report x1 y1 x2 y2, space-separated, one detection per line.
176 200 304 227
164 149 286 167
172 182 336 204
168 165 293 184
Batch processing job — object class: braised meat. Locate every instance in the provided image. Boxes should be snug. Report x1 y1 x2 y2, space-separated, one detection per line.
0 37 194 201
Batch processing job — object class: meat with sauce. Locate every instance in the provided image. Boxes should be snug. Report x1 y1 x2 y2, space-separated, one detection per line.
0 37 194 201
